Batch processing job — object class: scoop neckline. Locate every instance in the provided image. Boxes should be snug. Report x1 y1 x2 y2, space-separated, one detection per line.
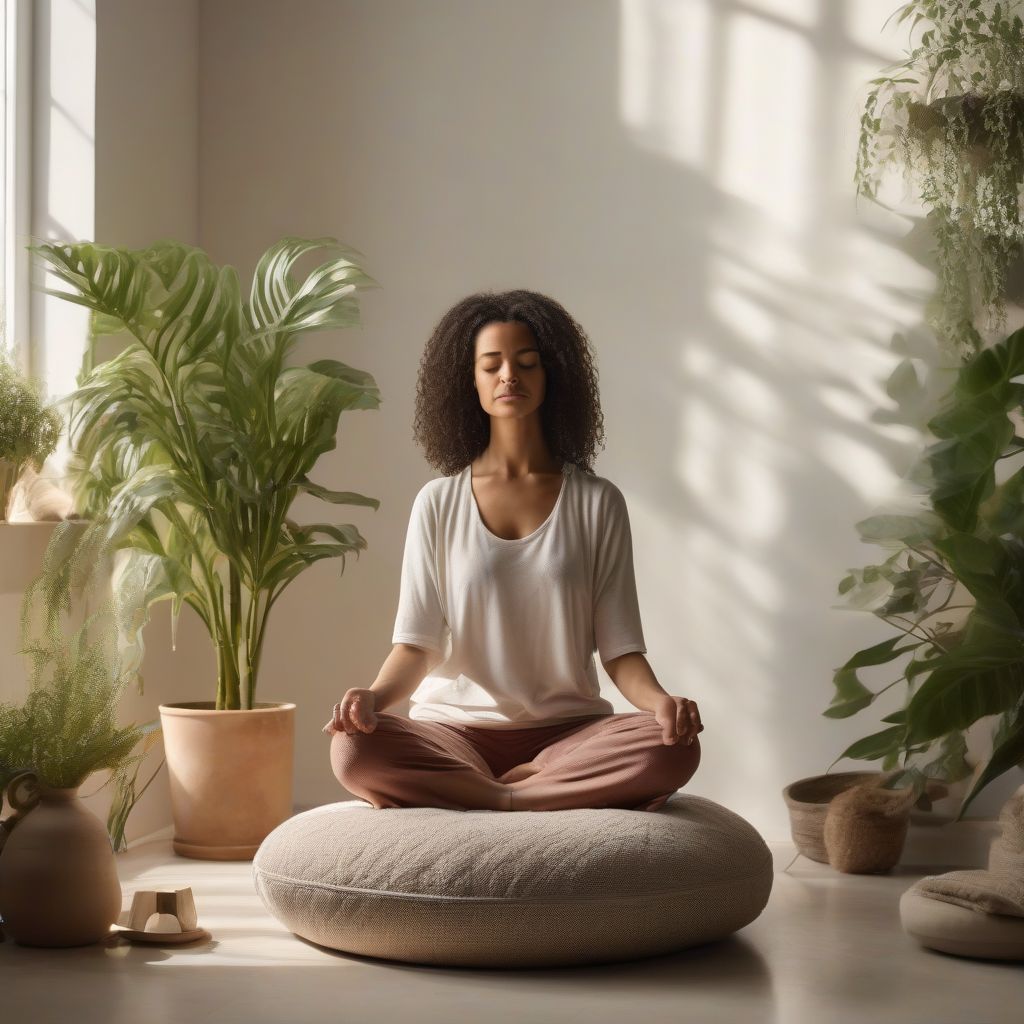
466 462 572 544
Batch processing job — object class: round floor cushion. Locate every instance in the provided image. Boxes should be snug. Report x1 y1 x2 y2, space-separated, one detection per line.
900 888 1024 961
253 793 774 967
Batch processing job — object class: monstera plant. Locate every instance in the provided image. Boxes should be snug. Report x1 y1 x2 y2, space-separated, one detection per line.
30 237 383 710
831 324 1024 820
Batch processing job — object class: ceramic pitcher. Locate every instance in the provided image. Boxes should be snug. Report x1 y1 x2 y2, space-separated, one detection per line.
0 771 122 946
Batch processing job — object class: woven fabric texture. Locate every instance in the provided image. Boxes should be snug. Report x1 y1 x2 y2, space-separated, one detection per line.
253 794 773 967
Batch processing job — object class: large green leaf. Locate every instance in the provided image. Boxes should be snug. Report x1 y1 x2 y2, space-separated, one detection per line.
834 724 906 762
113 549 200 684
983 463 1024 535
296 476 381 509
955 702 1024 820
855 511 944 545
247 237 379 343
825 666 875 719
933 531 997 573
274 362 381 469
903 644 1024 744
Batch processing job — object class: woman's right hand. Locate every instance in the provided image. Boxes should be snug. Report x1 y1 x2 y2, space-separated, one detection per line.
322 688 379 736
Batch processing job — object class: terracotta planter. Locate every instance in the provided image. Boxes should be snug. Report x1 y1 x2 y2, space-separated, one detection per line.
0 773 122 947
159 701 296 861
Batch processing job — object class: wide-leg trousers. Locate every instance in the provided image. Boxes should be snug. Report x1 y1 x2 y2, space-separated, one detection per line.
330 711 701 812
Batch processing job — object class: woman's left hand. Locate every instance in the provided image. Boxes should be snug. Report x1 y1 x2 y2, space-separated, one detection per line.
652 694 703 746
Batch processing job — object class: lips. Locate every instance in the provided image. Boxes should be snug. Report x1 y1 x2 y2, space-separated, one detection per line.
498 393 525 400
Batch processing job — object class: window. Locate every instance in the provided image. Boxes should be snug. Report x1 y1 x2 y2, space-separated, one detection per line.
1 0 31 373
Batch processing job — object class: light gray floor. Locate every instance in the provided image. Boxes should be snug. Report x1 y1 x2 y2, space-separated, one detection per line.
1 840 1020 1024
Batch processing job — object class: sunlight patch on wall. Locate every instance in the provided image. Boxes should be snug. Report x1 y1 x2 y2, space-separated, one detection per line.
743 0 819 28
619 0 711 167
843 0 916 59
709 280 776 349
817 428 903 505
676 362 786 544
718 11 813 231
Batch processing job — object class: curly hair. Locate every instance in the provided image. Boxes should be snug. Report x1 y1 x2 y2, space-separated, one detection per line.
411 290 606 477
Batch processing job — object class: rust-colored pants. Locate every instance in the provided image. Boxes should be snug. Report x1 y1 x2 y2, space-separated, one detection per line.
330 711 701 812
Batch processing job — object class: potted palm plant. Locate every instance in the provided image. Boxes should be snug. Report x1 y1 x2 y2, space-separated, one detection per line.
856 0 1024 356
30 236 382 859
830 323 1024 822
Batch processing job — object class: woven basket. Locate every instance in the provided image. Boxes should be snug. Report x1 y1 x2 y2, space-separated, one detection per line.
823 776 918 873
782 771 889 863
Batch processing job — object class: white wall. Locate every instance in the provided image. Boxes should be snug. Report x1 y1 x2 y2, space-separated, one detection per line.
6 0 1019 850
96 0 199 249
192 0 1023 841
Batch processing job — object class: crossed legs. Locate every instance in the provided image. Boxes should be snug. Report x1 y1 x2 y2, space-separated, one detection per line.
330 713 512 810
330 711 701 812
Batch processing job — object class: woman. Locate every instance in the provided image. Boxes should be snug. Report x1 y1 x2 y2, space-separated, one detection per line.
323 290 703 811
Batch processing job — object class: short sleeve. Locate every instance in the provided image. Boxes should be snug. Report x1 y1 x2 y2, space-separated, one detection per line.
391 487 449 656
592 484 647 664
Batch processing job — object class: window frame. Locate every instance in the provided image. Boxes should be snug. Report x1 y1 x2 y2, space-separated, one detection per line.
2 0 32 375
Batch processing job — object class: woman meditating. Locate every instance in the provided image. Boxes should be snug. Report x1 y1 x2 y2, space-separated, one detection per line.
323 290 703 812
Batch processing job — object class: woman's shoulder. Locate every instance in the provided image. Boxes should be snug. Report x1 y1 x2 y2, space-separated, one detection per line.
570 464 626 508
413 470 463 513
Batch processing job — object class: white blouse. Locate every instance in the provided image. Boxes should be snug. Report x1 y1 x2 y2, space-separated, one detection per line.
391 461 648 728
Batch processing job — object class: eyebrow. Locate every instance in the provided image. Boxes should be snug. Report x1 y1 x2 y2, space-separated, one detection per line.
475 347 539 361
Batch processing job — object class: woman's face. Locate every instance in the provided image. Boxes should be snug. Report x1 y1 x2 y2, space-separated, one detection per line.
473 321 546 418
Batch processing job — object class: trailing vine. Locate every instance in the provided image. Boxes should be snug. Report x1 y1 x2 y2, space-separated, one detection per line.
856 1 1024 356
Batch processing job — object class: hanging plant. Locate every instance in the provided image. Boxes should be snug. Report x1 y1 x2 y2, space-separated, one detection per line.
856 0 1024 357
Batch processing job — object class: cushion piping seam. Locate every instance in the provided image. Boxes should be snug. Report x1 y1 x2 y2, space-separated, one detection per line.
252 855 773 904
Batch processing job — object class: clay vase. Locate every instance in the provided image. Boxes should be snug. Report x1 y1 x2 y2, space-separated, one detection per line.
0 774 122 946
159 701 296 861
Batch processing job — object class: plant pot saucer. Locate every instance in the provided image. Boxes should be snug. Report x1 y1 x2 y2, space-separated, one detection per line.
109 923 211 945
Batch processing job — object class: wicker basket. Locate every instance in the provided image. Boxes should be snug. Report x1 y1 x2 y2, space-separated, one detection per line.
782 771 889 863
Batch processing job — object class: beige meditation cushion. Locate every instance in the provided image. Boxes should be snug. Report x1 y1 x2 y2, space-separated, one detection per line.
899 888 1024 961
899 784 1024 962
253 794 774 967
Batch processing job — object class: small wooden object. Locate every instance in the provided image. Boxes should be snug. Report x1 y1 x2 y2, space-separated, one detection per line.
112 887 210 944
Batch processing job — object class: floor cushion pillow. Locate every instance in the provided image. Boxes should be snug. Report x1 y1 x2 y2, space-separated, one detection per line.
253 793 774 967
900 887 1024 961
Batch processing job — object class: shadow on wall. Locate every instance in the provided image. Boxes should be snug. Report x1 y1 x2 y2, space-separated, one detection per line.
137 0 1024 831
